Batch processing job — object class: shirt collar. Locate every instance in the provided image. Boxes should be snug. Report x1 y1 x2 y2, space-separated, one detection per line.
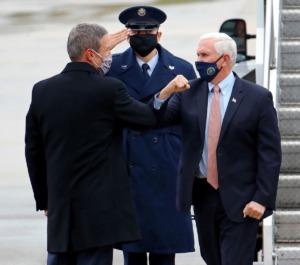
136 50 159 71
208 71 235 95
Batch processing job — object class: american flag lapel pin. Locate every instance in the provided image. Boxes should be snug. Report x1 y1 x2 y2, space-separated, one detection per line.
232 98 237 103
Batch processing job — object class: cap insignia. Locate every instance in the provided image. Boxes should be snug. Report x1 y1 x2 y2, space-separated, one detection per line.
137 8 146 16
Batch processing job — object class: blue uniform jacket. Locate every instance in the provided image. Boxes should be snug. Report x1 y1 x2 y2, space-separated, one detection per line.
106 44 197 253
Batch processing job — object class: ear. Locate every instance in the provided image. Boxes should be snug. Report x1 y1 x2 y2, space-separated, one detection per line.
223 53 231 66
84 49 94 62
157 31 162 42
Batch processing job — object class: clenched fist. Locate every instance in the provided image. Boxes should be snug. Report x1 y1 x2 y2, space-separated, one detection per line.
159 75 190 100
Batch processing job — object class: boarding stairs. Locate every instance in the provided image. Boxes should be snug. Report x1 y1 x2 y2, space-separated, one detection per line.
266 0 300 264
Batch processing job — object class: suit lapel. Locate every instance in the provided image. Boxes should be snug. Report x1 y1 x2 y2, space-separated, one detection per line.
137 45 180 100
219 77 244 142
123 65 147 98
138 62 177 100
112 49 147 98
112 45 181 101
195 80 209 145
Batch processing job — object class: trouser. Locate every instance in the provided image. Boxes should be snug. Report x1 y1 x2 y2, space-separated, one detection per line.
123 251 175 265
192 177 260 265
47 246 113 265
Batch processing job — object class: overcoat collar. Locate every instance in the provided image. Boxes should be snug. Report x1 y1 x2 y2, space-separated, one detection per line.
61 62 98 74
112 44 179 101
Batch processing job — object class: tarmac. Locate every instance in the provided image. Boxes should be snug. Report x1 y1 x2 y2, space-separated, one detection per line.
0 186 203 264
0 0 255 264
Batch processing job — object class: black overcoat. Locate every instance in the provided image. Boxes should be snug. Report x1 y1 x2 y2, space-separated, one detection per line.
25 62 158 252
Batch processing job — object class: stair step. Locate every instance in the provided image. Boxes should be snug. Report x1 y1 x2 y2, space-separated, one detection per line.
277 174 300 208
281 41 300 53
280 72 300 104
278 107 300 136
282 9 300 38
281 140 300 172
282 0 300 7
281 41 300 70
275 244 300 264
281 72 300 85
275 210 300 242
282 9 300 21
279 107 300 119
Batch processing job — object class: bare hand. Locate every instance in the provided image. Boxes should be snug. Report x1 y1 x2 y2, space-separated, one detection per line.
107 29 130 50
243 201 266 220
44 209 48 217
159 75 190 100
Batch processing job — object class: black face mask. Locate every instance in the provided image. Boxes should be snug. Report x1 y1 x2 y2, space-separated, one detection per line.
129 34 158 57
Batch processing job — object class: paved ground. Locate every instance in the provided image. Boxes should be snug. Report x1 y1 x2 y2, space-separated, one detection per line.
0 186 202 265
0 0 255 264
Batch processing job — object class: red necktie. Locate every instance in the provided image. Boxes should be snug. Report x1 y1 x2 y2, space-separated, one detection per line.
207 85 221 189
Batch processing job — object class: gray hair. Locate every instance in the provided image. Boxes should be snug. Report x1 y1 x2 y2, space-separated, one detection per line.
67 23 108 60
199 32 237 66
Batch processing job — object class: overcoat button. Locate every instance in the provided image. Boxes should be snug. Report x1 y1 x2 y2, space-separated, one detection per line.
152 165 157 171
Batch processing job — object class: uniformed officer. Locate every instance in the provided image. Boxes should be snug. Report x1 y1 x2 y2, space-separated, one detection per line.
106 6 197 265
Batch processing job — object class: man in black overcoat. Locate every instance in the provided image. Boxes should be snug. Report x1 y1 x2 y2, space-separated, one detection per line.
25 23 187 265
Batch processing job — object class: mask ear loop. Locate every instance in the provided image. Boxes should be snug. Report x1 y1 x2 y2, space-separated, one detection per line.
215 54 225 73
91 49 103 68
92 60 100 68
215 54 224 63
91 49 103 60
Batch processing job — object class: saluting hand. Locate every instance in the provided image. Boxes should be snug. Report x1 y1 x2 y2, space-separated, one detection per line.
159 75 190 100
107 28 130 50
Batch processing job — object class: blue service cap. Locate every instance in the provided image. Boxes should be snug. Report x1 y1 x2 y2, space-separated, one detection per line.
119 6 167 31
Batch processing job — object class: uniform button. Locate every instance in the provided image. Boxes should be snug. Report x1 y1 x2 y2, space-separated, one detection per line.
131 135 136 139
151 165 157 171
153 137 158 143
129 162 134 168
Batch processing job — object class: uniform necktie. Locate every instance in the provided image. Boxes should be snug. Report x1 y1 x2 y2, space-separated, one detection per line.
142 63 150 79
207 85 221 189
